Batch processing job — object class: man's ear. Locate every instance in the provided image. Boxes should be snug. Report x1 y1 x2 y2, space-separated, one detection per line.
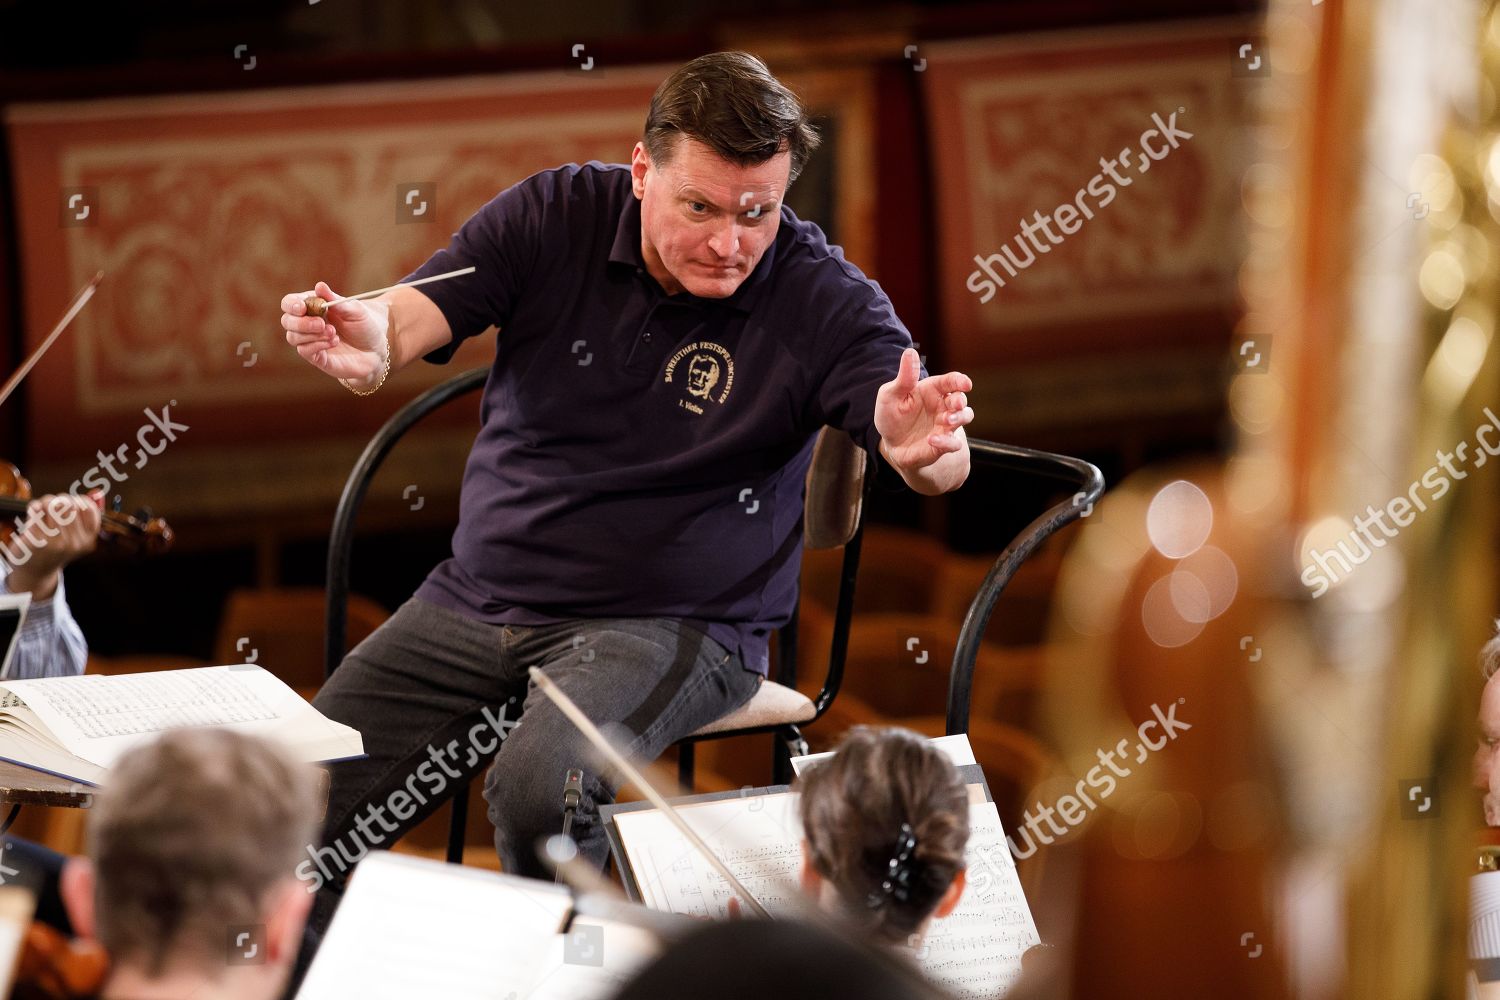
58 857 96 940
265 880 315 967
630 142 650 199
933 867 967 920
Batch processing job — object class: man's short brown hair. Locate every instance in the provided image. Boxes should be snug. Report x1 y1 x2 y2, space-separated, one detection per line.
643 51 822 183
86 728 320 975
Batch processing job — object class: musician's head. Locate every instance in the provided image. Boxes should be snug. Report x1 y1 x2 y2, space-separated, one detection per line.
60 727 321 998
631 51 821 300
1475 620 1500 825
613 917 945 1000
795 726 969 946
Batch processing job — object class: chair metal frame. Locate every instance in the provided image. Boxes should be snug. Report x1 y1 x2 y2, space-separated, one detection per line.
324 366 1104 862
674 440 1104 786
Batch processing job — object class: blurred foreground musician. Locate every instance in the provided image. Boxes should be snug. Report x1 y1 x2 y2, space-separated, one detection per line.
50 728 321 1000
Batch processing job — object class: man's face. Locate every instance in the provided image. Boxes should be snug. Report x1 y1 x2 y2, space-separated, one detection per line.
1475 673 1500 825
631 135 789 298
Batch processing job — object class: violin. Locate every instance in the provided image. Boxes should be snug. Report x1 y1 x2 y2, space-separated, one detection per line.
0 461 172 555
11 921 109 1000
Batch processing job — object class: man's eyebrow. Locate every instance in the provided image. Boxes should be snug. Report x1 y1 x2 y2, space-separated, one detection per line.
680 189 779 212
680 188 721 209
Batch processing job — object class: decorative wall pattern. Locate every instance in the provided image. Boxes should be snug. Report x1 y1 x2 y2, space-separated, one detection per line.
922 22 1253 370
6 66 876 513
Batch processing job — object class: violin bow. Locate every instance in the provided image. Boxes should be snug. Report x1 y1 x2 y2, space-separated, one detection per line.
528 666 773 919
0 272 104 411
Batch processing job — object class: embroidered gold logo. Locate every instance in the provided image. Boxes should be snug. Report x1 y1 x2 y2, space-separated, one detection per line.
664 341 734 415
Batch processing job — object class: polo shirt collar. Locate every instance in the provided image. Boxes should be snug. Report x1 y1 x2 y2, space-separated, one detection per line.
608 193 777 316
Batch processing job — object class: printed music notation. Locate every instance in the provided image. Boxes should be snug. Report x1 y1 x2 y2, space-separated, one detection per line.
647 839 803 919
916 805 1038 998
25 670 276 739
618 794 1041 998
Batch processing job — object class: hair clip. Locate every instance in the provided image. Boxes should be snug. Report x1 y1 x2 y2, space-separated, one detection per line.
866 822 919 909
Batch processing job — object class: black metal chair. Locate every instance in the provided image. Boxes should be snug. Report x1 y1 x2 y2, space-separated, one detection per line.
324 366 1104 861
672 436 1104 787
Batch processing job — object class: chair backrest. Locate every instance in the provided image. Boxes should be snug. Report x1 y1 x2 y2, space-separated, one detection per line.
802 428 867 549
769 429 874 720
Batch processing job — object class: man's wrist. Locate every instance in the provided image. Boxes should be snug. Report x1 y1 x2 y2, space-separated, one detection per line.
879 433 970 496
340 326 392 395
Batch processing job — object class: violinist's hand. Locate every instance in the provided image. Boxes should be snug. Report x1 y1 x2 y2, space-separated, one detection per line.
280 282 390 387
727 897 742 920
6 493 103 601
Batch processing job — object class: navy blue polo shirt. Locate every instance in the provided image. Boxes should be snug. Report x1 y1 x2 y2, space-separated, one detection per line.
406 162 924 676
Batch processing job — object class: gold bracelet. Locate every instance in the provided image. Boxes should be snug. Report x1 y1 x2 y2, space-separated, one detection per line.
339 336 391 397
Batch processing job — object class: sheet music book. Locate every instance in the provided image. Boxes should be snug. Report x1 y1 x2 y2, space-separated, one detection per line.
296 852 664 1000
0 594 29 681
0 664 364 785
608 790 1039 999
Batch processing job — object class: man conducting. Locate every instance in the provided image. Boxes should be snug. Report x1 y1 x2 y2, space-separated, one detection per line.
279 51 975 925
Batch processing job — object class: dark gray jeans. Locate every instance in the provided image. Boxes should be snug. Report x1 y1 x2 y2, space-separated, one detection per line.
306 596 761 934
